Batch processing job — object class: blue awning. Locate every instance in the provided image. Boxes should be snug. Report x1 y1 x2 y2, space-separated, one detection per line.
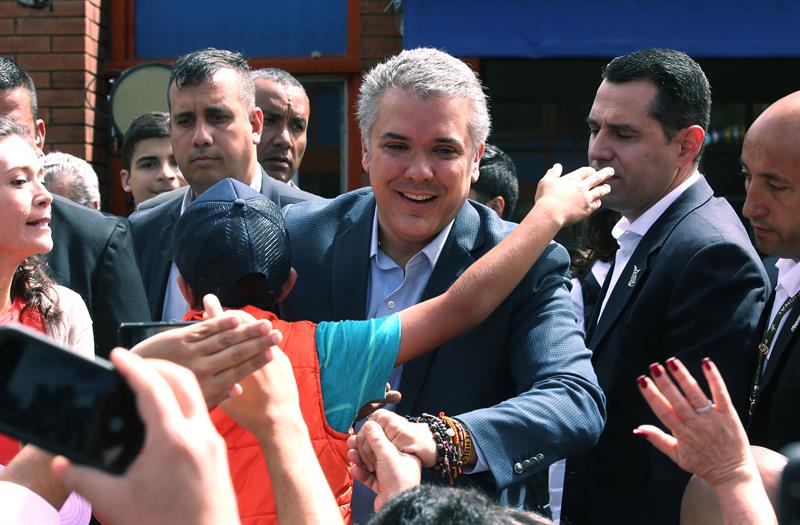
403 1 800 58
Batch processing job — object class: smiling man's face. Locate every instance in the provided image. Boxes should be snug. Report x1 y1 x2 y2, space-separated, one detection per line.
363 88 482 262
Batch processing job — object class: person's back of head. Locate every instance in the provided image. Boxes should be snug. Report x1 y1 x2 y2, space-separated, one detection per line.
369 485 552 525
173 178 291 310
471 143 519 220
43 151 101 209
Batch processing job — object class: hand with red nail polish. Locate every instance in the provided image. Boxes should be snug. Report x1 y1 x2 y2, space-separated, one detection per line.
634 358 776 525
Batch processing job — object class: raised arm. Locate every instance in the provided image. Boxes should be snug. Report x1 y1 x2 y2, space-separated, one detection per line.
636 357 777 525
396 164 612 363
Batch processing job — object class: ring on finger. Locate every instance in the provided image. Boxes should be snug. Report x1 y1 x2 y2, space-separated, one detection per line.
693 401 714 414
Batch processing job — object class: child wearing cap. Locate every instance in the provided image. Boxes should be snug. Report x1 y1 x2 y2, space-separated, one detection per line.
173 167 611 525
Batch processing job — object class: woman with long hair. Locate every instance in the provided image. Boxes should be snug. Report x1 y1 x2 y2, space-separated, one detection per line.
0 116 92 524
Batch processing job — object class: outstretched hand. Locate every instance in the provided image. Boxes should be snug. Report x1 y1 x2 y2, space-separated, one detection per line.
533 164 613 227
634 357 752 488
131 294 281 407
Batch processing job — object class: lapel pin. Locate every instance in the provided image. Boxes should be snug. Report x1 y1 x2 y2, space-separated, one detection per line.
792 314 800 333
627 265 640 288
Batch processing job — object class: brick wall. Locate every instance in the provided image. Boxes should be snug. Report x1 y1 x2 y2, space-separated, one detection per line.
0 0 111 205
360 0 402 70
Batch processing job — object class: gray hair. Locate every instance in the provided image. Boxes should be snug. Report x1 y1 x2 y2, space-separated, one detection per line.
357 48 490 152
43 152 101 208
251 68 305 91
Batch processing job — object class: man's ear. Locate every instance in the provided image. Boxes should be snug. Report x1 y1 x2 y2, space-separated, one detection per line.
485 196 506 218
120 169 132 193
34 118 45 151
250 107 264 145
177 274 200 309
275 267 297 304
471 143 486 183
677 125 705 165
361 138 370 174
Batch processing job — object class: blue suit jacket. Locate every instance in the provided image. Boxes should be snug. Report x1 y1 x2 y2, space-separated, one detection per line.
129 170 316 319
562 178 769 525
281 188 606 507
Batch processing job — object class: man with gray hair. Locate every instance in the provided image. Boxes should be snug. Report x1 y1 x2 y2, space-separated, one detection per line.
43 152 101 210
280 47 605 519
252 68 310 185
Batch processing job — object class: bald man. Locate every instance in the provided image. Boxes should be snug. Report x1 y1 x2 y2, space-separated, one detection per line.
743 91 800 451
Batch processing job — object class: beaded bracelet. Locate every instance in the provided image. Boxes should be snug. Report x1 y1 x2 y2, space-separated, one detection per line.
453 417 474 466
405 413 463 484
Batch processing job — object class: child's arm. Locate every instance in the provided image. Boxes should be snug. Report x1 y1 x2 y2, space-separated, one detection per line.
396 164 613 364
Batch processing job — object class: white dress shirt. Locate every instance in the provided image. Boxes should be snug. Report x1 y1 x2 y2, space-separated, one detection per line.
763 258 800 368
598 171 701 320
161 170 264 321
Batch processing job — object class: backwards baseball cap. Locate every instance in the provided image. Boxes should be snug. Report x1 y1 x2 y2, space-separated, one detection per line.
174 178 291 309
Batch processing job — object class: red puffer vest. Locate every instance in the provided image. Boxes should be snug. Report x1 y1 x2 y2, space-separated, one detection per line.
185 307 352 525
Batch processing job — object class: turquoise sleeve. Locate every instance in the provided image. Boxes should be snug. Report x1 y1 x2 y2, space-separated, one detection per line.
316 314 401 433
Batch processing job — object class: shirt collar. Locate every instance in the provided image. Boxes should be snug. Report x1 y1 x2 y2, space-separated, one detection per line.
180 167 263 215
776 258 800 298
612 170 701 242
369 207 455 269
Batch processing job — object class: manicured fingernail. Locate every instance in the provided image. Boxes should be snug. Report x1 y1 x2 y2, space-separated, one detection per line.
637 375 647 389
649 363 662 378
666 357 678 372
702 358 711 371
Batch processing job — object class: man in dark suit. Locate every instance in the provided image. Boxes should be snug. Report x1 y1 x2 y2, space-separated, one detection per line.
743 91 800 451
0 56 150 357
129 49 315 320
280 48 606 519
561 49 769 525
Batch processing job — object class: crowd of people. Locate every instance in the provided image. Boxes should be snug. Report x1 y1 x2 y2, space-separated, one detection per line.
0 42 798 525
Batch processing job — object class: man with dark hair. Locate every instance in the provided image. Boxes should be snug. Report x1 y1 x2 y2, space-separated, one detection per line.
120 112 185 207
129 48 315 323
0 55 150 358
561 48 769 525
252 68 310 185
469 143 519 220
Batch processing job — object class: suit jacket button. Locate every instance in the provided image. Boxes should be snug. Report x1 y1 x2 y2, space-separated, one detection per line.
514 462 524 474
535 453 544 462
522 460 532 469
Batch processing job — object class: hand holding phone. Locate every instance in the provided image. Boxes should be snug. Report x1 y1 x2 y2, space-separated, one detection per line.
52 350 240 525
0 325 144 474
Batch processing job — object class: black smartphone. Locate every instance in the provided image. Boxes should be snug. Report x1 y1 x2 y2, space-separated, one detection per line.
0 325 145 474
117 321 195 348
